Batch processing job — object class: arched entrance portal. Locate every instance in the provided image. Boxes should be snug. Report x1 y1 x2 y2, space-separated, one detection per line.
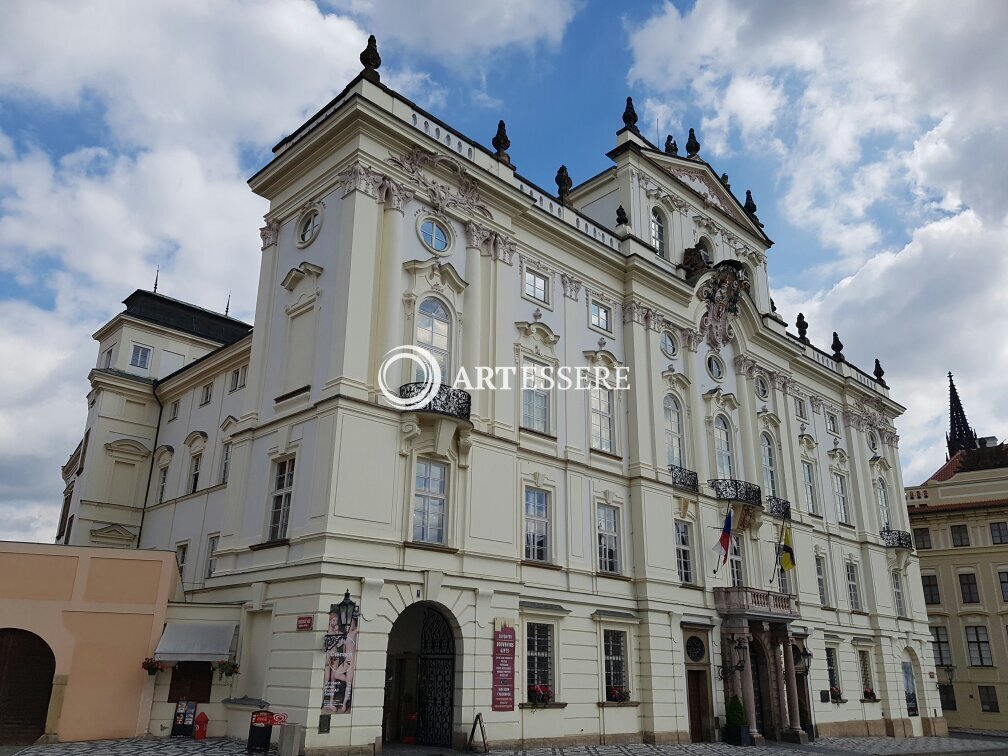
901 648 923 736
382 604 457 747
0 629 56 745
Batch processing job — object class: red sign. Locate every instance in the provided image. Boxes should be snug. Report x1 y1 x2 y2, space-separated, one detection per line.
251 711 272 727
492 626 516 711
271 712 288 725
296 615 314 631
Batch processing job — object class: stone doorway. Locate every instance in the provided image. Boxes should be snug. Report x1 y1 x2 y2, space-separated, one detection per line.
0 629 55 745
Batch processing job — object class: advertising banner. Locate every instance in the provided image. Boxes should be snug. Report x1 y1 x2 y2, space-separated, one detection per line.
492 621 516 712
321 605 359 713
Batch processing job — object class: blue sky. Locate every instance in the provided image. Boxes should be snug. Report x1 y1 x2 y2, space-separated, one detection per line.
1 0 1007 541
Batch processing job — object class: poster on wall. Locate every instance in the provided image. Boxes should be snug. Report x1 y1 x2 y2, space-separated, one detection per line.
321 605 359 713
492 619 515 712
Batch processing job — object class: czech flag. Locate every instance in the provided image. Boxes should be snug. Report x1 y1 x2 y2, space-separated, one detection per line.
779 525 796 572
712 507 732 572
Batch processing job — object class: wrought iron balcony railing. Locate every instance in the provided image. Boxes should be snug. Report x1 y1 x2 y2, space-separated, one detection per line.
766 496 792 520
668 465 699 493
713 586 800 620
398 383 472 421
708 478 762 507
880 528 913 550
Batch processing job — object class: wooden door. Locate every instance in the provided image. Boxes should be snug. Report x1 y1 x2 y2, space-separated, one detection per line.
0 629 55 745
686 669 710 743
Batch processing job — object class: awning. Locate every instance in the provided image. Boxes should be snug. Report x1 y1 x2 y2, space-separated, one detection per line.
155 622 237 662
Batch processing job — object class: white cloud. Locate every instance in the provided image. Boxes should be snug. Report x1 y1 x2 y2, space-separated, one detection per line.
629 0 1008 480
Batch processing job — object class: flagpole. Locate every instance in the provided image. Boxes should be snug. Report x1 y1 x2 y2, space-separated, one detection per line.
770 521 784 585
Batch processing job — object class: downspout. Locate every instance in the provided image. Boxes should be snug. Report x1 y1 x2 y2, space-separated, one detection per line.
136 378 163 548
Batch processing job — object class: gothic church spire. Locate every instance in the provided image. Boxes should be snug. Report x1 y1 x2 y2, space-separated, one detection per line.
947 372 978 458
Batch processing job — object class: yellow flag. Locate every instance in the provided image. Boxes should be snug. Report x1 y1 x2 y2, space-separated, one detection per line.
780 525 796 572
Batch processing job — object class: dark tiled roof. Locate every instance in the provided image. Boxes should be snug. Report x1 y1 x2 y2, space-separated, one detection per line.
908 498 1008 516
122 290 251 345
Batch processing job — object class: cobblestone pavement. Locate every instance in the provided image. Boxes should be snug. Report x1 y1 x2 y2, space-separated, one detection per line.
8 736 1008 756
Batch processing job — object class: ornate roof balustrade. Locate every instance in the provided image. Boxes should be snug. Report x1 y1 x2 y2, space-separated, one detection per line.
708 478 762 507
398 383 472 421
713 586 800 621
766 496 791 520
880 528 913 550
668 465 699 494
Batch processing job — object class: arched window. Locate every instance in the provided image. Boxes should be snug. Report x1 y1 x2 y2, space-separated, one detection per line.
714 416 733 479
878 478 891 528
761 433 777 496
664 395 684 468
416 298 451 382
650 209 666 258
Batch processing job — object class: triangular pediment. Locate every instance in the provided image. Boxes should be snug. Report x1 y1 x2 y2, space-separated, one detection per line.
90 523 137 544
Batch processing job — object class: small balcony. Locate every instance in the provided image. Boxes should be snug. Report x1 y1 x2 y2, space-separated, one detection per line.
708 478 762 507
668 465 699 494
880 528 913 550
713 586 800 621
766 496 792 520
398 383 472 421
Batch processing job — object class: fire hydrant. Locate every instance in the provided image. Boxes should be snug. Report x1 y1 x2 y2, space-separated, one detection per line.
193 711 209 740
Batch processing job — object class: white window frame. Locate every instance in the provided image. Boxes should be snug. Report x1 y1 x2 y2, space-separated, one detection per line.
589 299 614 336
520 357 552 435
858 649 874 695
833 472 851 524
100 345 114 369
590 383 615 453
707 353 725 381
523 486 551 563
157 465 168 503
802 460 819 515
525 620 556 698
675 519 694 585
602 627 631 701
847 561 863 611
714 415 734 479
877 478 891 529
523 268 550 307
413 457 447 545
175 542 188 579
220 442 232 485
597 503 620 574
816 554 830 607
664 394 684 469
795 397 807 419
205 534 219 578
296 207 322 248
825 646 841 690
168 400 179 422
729 536 744 588
761 432 778 497
650 208 666 258
892 570 907 617
229 365 248 392
269 456 295 541
418 216 451 254
659 331 677 358
130 343 152 370
188 453 201 494
200 381 213 406
416 297 453 382
826 411 840 435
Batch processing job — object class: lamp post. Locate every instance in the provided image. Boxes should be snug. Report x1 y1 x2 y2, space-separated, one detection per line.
718 638 748 680
331 590 359 635
800 647 813 671
942 664 955 685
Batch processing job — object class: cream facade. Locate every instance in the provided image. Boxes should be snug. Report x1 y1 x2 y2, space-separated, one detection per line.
906 376 1008 731
48 41 941 751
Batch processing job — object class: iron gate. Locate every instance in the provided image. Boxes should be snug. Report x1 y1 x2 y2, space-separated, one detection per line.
0 629 56 745
416 608 455 747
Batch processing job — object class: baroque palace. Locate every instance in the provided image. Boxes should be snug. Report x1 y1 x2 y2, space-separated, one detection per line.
44 37 939 752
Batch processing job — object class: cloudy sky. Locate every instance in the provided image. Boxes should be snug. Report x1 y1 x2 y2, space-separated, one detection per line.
1 0 1006 542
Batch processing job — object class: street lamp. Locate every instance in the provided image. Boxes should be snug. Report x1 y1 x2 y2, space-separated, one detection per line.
331 590 359 636
718 638 748 680
800 647 813 670
942 664 955 685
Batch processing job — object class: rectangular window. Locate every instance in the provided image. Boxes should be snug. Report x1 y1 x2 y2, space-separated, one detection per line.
269 457 295 541
959 573 980 603
524 270 549 305
847 562 862 611
205 534 218 578
188 453 201 494
603 629 629 700
802 461 819 515
966 626 993 667
729 536 744 588
990 521 1008 545
779 565 791 595
100 346 114 369
795 397 807 419
825 647 840 689
130 344 152 369
893 571 907 617
590 301 612 333
1000 571 1008 602
526 622 554 694
922 575 941 604
938 684 956 711
168 399 179 421
230 365 248 392
157 465 168 503
590 386 614 453
175 543 188 578
979 685 1000 713
597 503 620 574
220 443 231 485
520 359 551 434
858 649 874 695
167 661 214 704
913 527 932 549
931 626 952 666
833 473 850 524
675 520 693 585
200 381 213 406
524 487 550 562
827 412 839 434
816 555 830 606
413 458 446 544
951 524 970 547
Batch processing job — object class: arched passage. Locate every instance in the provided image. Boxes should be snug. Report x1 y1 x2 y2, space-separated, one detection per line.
901 647 923 736
382 603 459 748
0 628 56 745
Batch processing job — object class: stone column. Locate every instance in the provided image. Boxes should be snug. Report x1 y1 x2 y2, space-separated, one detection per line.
734 361 758 484
771 635 789 739
781 633 805 738
462 223 489 420
739 636 760 740
379 177 411 371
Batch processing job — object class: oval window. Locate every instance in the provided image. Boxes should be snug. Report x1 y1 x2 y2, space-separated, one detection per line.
660 331 678 358
755 375 769 399
707 354 724 380
296 209 321 247
420 218 450 253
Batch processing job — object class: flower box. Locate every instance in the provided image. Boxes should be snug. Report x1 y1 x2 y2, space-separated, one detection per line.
527 684 554 705
606 685 631 703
